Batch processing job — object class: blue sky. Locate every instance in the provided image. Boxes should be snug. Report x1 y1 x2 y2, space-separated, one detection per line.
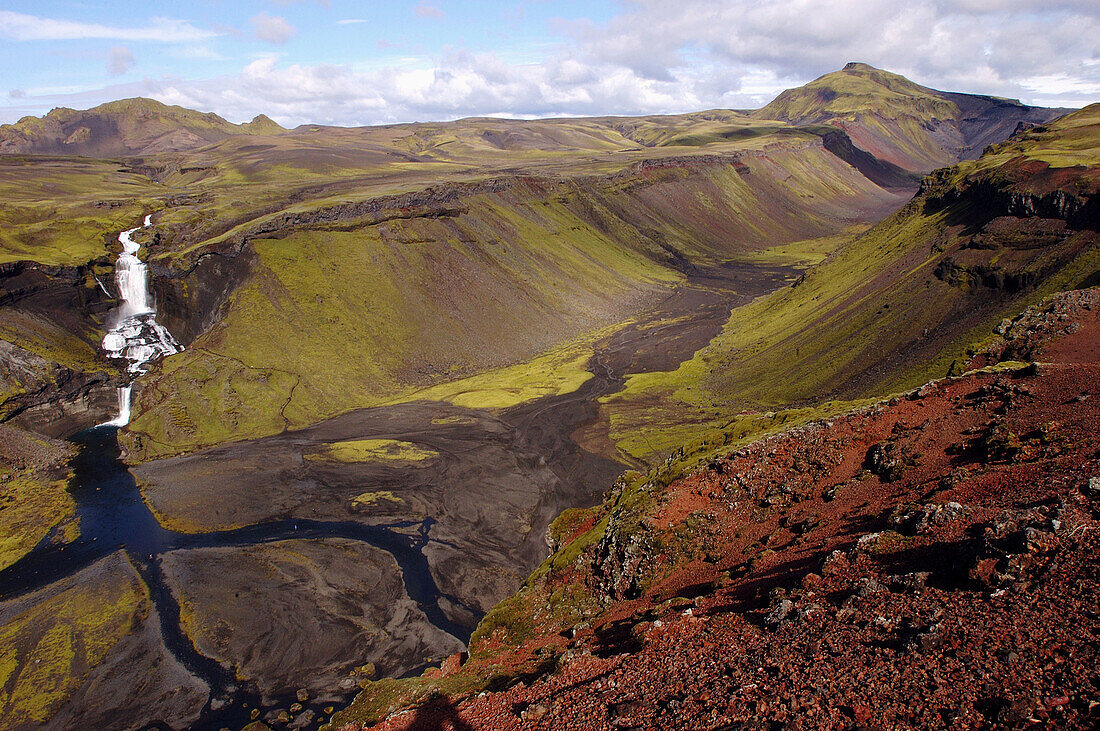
1 1 1098 126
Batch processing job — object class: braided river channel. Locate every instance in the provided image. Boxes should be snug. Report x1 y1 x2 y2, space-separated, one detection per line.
0 216 795 729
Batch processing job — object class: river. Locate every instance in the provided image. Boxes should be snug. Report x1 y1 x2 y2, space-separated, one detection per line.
0 215 795 729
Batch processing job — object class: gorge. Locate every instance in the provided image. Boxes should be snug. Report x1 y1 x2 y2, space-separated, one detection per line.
0 62 1096 730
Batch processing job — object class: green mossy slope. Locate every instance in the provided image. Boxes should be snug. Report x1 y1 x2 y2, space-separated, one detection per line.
604 106 1100 463
122 142 894 461
0 156 160 266
0 554 148 728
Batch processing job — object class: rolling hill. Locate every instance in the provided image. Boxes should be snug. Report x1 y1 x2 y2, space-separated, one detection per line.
756 62 1070 172
0 97 284 157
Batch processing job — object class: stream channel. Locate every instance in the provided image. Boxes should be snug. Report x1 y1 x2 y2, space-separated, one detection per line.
0 217 795 730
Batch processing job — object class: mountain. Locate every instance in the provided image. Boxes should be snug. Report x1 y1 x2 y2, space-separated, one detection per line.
756 62 1070 172
0 97 285 156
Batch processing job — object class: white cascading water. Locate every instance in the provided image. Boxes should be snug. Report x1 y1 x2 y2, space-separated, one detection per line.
98 214 182 427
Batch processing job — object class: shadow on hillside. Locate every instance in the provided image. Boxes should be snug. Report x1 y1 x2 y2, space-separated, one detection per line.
402 695 474 731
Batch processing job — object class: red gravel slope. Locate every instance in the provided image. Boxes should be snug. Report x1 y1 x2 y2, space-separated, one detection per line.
333 288 1100 731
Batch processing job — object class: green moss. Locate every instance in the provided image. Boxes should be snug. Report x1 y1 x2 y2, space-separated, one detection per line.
0 426 79 570
547 505 601 547
350 491 403 507
328 672 489 729
467 593 537 652
0 475 78 571
0 310 108 379
307 439 438 464
430 415 477 426
0 157 161 266
402 331 602 411
0 557 148 726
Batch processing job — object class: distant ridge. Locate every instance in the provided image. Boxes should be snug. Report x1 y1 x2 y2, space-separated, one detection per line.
0 97 286 157
0 64 1072 169
755 61 1071 171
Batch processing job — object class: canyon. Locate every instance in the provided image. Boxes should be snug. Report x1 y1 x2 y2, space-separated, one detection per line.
0 63 1096 730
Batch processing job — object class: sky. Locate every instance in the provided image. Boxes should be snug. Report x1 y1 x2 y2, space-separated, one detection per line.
1 0 1098 127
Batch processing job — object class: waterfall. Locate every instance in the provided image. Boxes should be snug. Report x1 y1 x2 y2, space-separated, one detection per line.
99 385 133 429
98 215 182 427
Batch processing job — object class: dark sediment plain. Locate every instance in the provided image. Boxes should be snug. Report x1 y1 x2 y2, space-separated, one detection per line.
0 263 792 729
0 423 479 729
160 539 466 700
136 264 792 620
0 551 209 730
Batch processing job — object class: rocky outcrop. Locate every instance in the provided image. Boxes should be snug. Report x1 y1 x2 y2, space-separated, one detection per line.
149 241 256 347
922 167 1097 228
0 340 115 436
968 287 1100 368
0 261 120 436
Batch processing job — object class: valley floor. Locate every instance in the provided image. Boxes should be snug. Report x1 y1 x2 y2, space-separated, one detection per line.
332 289 1100 730
0 260 795 729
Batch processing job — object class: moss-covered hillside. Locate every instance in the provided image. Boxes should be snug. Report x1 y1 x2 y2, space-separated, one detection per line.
0 97 284 157
122 139 896 460
602 105 1100 464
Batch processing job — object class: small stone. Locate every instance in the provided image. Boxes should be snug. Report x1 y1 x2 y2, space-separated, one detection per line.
289 703 302 713
765 599 794 625
296 688 309 703
250 708 260 720
1088 477 1100 494
856 577 887 597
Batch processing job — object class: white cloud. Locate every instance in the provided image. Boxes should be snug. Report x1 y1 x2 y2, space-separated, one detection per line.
251 12 296 44
563 0 1100 103
108 46 134 76
0 0 1096 126
337 19 369 25
0 11 214 43
414 3 445 20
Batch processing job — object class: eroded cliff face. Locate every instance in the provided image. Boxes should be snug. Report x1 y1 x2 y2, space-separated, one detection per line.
120 141 906 462
0 260 119 436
